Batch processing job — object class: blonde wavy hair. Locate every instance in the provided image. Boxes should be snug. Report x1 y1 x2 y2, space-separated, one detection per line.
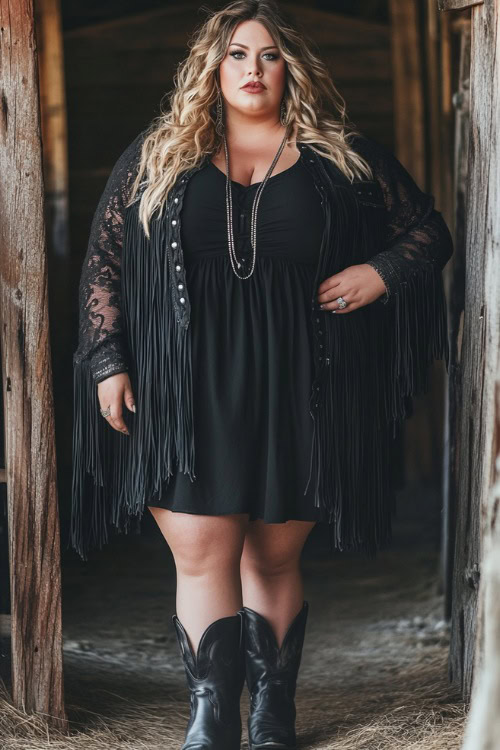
129 0 373 238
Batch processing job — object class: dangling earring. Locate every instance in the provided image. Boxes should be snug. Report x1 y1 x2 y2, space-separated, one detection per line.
280 98 287 126
215 88 225 136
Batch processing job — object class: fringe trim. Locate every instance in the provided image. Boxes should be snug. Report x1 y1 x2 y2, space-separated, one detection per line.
70 149 449 562
380 265 450 435
70 357 113 560
69 203 195 561
305 161 448 557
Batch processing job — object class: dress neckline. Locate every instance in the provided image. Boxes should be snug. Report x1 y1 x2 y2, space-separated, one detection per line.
208 151 302 189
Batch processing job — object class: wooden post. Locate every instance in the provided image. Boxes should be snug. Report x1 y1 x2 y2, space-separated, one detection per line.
442 16 471 621
462 426 500 750
0 0 67 728
448 0 499 702
462 400 500 747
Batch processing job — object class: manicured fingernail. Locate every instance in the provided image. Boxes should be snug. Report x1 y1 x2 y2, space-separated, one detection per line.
319 304 324 309
131 404 136 413
331 310 336 314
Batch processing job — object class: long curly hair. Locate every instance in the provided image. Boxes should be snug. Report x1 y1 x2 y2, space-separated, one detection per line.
129 0 373 238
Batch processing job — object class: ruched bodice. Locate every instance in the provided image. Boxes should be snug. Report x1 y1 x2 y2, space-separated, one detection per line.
147 153 327 521
181 154 324 264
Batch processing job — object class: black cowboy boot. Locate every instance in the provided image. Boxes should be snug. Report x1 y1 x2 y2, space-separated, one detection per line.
242 601 309 750
172 610 246 750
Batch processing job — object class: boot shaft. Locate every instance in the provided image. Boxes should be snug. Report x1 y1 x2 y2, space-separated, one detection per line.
172 611 246 749
242 602 309 750
242 601 309 697
172 611 245 712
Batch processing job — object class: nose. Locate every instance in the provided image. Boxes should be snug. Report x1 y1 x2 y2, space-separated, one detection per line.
247 58 263 77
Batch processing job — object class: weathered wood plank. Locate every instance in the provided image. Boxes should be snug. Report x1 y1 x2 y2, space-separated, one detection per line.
388 0 426 187
449 0 499 701
461 388 500 747
0 0 67 727
438 0 483 10
442 16 470 621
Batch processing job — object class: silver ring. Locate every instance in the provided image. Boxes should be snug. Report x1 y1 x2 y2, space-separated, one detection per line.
100 406 112 418
337 296 348 309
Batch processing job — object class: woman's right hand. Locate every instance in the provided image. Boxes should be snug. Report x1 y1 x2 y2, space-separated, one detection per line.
97 372 136 435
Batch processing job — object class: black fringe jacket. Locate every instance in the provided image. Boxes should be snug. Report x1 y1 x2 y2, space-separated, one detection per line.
70 131 454 561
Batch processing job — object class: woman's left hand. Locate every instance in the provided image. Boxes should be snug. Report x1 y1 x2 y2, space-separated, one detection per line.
317 263 387 313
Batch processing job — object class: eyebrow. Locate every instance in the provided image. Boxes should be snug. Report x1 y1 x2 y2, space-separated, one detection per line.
228 43 278 50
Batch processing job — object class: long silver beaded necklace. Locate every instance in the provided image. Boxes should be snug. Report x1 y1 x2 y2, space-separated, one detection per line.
222 123 292 280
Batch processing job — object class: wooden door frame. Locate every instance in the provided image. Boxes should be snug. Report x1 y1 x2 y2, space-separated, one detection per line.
0 0 67 727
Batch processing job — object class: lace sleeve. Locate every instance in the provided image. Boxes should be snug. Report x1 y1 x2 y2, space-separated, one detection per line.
360 138 454 305
353 136 454 426
74 132 144 383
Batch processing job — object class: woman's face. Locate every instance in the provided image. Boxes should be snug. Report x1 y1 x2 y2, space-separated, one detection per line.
218 20 286 121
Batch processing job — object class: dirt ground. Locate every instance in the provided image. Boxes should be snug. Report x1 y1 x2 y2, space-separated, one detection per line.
0 481 467 749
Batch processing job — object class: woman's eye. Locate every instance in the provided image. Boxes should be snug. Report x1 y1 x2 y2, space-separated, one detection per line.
229 51 278 61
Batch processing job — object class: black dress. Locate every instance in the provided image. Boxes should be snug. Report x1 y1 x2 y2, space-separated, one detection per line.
70 133 454 561
147 153 326 522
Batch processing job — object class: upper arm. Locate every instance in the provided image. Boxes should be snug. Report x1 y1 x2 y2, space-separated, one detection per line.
75 132 145 376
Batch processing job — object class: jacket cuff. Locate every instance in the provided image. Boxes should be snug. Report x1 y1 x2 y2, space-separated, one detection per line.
366 256 398 305
88 341 129 383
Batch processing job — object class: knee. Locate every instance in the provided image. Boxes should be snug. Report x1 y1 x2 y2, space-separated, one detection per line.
169 516 245 577
241 545 300 579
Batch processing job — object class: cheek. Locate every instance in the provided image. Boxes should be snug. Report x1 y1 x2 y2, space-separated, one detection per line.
219 58 239 87
268 63 286 91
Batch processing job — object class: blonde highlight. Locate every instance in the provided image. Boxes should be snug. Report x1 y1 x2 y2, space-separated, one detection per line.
128 0 373 238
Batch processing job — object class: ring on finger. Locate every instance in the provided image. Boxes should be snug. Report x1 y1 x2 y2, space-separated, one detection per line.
100 405 112 418
330 296 349 313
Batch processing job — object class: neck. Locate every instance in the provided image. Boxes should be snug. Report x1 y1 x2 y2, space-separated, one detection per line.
222 107 287 148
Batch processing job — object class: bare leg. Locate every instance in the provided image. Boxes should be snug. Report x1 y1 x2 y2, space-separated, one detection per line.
240 519 316 647
148 507 249 653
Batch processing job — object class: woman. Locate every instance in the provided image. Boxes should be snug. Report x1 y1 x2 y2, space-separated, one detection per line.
70 1 453 748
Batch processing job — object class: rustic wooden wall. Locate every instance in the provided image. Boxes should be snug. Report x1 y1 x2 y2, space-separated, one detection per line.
60 0 390 31
447 0 498 702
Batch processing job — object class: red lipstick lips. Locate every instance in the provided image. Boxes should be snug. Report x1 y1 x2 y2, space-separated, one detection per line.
242 81 265 91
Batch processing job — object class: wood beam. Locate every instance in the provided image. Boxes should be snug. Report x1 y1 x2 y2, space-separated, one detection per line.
442 15 471 622
449 0 500 702
438 0 483 10
0 0 67 728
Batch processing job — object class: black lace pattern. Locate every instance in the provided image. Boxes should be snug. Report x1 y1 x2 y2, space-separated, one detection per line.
358 137 453 302
74 132 144 383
